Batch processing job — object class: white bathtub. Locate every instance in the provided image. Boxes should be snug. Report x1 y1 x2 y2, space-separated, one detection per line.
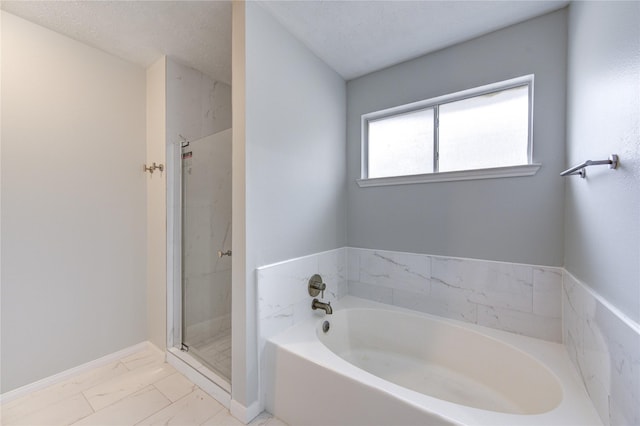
263 296 602 426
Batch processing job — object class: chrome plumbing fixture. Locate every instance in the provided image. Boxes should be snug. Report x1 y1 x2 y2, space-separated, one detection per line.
312 298 333 315
144 162 164 174
322 320 330 333
308 274 326 298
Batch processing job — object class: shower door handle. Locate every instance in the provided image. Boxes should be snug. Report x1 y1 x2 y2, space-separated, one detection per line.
217 250 232 258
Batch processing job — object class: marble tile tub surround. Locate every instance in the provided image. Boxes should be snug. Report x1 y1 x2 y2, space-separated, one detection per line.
347 247 563 342
563 272 640 426
256 248 347 407
257 248 347 344
255 246 561 408
256 246 639 424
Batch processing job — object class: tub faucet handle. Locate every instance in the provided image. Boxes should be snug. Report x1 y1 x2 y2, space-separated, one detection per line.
308 274 326 298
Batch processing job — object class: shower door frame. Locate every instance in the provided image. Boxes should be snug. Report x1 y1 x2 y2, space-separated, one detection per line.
165 137 232 402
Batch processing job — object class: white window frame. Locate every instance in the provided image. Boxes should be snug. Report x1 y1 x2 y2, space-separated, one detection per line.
358 75 541 187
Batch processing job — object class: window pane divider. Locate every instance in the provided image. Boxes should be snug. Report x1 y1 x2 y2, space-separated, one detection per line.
433 105 439 173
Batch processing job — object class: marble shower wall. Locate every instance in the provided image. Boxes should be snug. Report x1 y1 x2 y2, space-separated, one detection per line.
563 272 640 426
347 247 563 342
166 58 232 145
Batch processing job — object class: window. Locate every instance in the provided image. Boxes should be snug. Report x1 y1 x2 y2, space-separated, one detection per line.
359 75 540 186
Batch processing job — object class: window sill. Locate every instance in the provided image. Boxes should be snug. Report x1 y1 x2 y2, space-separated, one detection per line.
356 163 542 187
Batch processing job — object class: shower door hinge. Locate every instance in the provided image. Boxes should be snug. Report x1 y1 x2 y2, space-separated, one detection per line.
179 134 190 149
180 342 189 352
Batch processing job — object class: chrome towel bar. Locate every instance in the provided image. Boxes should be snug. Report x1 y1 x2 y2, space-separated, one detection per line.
560 154 618 178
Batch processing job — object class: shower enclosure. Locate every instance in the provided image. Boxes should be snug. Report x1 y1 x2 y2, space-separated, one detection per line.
179 128 232 384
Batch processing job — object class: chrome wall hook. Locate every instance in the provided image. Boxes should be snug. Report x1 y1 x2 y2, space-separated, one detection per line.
144 162 164 174
217 250 232 258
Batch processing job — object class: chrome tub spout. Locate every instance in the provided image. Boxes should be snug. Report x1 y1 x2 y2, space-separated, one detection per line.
311 298 333 314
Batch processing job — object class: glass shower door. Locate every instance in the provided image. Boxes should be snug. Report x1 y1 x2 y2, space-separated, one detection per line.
181 128 232 382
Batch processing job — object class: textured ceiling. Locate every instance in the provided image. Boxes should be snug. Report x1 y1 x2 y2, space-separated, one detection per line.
1 1 232 84
259 0 569 80
1 1 569 84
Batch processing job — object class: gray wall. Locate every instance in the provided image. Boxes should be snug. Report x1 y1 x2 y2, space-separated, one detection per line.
246 4 347 268
565 2 640 323
1 12 147 392
235 1 347 407
346 10 568 267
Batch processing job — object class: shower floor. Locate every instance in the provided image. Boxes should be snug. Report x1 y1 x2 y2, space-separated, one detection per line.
190 327 231 382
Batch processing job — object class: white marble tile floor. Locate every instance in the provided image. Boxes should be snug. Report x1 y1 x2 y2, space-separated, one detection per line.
0 345 286 426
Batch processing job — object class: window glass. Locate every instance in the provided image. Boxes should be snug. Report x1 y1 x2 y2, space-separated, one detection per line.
438 85 529 172
368 108 434 178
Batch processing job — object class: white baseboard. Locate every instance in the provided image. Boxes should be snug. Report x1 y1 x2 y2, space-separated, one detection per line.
0 341 153 404
230 398 263 425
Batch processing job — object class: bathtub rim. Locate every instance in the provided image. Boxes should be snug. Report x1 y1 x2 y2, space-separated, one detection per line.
264 295 602 426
